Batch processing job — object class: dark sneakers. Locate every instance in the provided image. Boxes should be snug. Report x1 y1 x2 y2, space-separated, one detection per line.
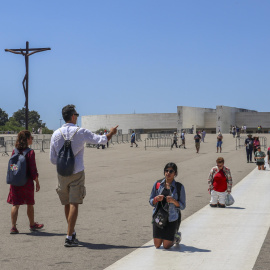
72 233 79 245
64 238 78 247
210 204 217 207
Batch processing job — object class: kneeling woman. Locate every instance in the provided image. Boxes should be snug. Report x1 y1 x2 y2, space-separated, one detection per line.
149 162 186 249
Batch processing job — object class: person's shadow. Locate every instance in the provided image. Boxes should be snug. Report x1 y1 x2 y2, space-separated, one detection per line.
164 244 211 253
78 241 154 250
21 231 66 237
225 207 245 210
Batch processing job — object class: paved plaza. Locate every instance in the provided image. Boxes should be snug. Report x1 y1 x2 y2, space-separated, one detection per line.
0 134 269 269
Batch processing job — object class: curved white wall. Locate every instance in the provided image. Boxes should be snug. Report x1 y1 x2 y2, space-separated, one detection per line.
82 113 178 134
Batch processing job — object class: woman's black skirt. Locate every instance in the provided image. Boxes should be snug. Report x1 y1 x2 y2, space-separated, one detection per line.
153 213 181 241
257 161 265 166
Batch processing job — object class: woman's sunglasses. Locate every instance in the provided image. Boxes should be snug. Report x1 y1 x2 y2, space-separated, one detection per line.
165 169 175 174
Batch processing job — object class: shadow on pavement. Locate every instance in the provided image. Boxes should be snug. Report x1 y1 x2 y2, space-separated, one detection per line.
225 207 245 210
78 241 154 250
165 244 211 253
21 231 66 237
225 206 246 210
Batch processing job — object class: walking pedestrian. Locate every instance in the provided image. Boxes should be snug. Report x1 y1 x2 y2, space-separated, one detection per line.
236 126 240 137
245 134 253 163
50 105 118 247
171 132 178 148
179 130 186 149
7 130 44 234
201 129 206 142
216 132 223 153
232 126 236 138
130 130 138 147
208 157 233 208
194 131 201 153
149 162 186 249
254 147 266 170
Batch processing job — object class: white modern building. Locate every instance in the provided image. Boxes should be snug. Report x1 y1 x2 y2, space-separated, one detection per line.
82 105 268 134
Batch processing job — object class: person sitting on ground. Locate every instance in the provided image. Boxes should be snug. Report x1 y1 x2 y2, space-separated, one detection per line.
216 132 223 153
7 130 44 234
254 146 266 170
130 130 138 147
171 132 178 148
194 131 201 153
149 162 186 249
207 157 232 208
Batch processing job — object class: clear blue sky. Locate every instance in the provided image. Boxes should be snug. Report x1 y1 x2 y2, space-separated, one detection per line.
1 0 269 130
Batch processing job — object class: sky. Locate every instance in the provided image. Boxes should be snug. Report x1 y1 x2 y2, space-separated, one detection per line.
0 0 269 130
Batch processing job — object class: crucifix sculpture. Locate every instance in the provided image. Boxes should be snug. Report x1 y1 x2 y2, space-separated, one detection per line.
5 41 51 130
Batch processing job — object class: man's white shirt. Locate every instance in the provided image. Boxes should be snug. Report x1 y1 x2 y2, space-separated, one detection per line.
50 123 107 174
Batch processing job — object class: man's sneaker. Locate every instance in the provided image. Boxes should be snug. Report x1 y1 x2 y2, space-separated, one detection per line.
10 227 19 234
174 232 182 245
210 204 217 207
72 233 79 245
30 222 44 231
64 238 78 247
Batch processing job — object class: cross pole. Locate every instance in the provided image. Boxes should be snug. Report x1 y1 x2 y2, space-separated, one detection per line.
5 41 51 130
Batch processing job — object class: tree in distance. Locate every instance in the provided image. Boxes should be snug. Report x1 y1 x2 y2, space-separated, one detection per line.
0 107 53 134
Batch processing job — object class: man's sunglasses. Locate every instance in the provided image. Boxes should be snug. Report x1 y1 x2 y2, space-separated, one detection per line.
73 113 79 117
165 169 175 174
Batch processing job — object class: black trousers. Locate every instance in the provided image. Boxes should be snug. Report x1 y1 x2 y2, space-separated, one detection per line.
246 148 252 162
171 140 178 148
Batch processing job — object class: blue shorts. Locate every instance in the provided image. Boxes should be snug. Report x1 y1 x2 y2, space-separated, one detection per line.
217 141 223 147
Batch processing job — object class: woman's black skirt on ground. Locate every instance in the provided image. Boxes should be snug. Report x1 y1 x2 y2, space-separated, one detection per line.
153 213 181 241
256 161 264 166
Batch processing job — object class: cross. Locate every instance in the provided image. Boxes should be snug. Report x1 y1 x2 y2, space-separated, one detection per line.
5 41 51 130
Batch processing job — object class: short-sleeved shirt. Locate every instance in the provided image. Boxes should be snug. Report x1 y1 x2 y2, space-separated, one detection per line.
245 138 253 150
194 135 201 143
255 151 265 160
253 140 260 149
217 135 223 141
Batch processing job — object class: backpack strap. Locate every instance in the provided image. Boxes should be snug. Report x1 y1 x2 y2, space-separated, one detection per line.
14 148 31 156
175 181 182 201
59 127 80 141
155 179 163 190
22 148 31 156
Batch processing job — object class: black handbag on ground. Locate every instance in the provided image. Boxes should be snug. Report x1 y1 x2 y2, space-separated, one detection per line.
152 201 169 229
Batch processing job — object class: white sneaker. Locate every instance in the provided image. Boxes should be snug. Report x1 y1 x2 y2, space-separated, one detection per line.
174 232 182 245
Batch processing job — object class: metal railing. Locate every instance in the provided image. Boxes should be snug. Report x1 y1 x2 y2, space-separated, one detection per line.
144 137 172 150
236 136 267 150
0 139 51 156
86 133 142 148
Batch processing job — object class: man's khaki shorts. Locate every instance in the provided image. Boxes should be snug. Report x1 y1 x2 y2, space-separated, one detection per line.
56 171 86 205
195 142 200 149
